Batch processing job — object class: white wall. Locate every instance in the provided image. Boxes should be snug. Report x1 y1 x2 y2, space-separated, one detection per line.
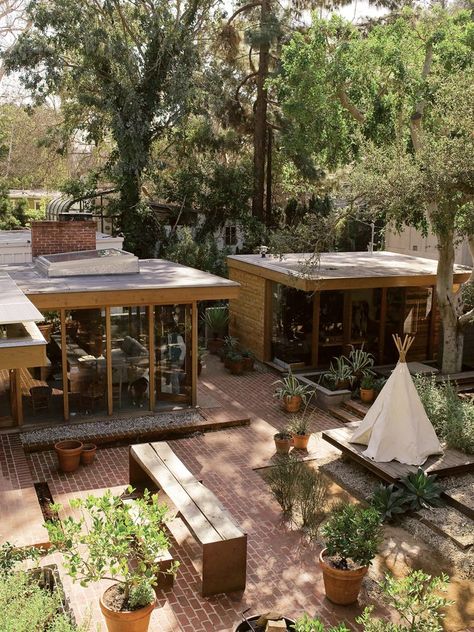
385 226 473 268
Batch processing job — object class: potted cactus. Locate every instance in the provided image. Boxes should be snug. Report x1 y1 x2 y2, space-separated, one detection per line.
273 370 313 413
45 488 177 632
319 503 382 605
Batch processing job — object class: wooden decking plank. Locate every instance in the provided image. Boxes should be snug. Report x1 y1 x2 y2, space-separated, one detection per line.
130 444 220 545
0 487 49 549
149 442 197 486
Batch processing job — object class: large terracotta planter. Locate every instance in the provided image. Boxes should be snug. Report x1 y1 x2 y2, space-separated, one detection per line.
292 433 310 450
282 395 302 413
274 433 292 454
55 440 83 473
80 443 97 465
38 323 53 343
100 586 155 632
208 337 224 355
229 360 244 375
242 356 255 371
360 388 374 404
319 548 368 605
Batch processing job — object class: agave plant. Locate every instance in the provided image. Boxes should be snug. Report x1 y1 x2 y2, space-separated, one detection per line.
273 371 314 401
348 345 375 380
400 468 444 511
323 356 353 389
370 483 409 522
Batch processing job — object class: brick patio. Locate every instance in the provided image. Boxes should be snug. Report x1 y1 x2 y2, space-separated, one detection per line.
0 357 393 630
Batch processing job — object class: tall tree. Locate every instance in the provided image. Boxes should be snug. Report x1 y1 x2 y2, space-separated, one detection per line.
275 7 474 372
4 0 214 254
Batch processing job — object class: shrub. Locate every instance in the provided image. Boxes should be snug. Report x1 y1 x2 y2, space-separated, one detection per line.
264 454 302 516
414 375 474 454
321 504 383 569
357 570 452 632
292 613 349 631
0 570 82 632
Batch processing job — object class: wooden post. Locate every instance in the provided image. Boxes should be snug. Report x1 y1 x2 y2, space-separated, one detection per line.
343 291 352 354
148 305 155 411
263 280 273 362
191 302 198 406
14 368 23 426
60 309 69 421
311 291 320 367
105 307 112 415
379 288 387 365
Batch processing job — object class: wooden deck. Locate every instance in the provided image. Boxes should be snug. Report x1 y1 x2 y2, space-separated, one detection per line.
322 422 474 483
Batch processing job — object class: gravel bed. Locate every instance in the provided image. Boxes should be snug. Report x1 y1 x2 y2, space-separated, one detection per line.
21 410 204 449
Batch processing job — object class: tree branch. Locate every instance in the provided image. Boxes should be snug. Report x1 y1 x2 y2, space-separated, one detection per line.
227 1 262 25
234 71 258 101
336 87 365 124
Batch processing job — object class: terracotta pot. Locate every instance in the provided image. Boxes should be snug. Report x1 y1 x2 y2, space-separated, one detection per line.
283 395 302 413
208 338 224 355
229 360 244 375
100 586 155 632
274 434 292 454
242 356 255 371
81 443 97 465
38 323 53 343
292 433 310 450
55 440 83 473
360 388 374 404
319 549 368 605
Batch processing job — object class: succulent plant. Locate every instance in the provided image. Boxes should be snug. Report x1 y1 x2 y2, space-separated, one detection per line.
400 468 444 511
370 483 408 522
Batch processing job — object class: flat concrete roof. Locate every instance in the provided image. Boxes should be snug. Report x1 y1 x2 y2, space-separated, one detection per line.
2 258 239 298
227 251 472 291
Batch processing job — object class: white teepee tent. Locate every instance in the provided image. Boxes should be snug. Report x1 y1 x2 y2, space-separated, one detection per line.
350 335 443 466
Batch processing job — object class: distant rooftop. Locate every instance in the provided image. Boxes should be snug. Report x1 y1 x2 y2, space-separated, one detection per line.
227 251 472 291
8 189 61 199
35 248 138 277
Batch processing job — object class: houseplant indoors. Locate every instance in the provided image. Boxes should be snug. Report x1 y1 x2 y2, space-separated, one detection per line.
46 488 177 632
319 503 382 605
360 375 375 403
273 370 313 413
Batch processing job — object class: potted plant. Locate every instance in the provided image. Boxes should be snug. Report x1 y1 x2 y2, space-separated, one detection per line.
347 345 375 384
222 336 239 367
241 349 255 371
360 375 375 403
373 377 387 399
273 370 313 413
80 443 97 465
54 440 83 473
227 351 244 375
319 503 382 605
202 307 229 354
288 414 311 450
45 488 177 632
323 357 354 391
274 430 293 454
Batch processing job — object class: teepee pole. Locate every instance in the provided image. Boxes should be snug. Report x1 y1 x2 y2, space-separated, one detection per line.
392 334 414 362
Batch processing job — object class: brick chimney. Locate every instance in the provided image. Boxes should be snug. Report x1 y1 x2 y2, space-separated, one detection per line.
31 220 96 258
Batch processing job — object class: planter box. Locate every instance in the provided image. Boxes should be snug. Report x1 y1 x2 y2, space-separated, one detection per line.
296 374 352 411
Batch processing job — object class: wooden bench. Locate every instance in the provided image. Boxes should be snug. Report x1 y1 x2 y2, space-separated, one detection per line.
129 441 247 597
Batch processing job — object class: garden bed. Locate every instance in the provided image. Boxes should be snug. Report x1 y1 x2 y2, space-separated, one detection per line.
296 373 352 410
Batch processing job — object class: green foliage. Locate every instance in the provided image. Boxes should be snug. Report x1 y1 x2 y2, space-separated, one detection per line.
414 375 474 454
296 466 328 537
370 484 409 522
264 454 302 517
292 613 349 632
160 226 229 277
399 469 444 511
273 370 314 401
357 571 452 632
45 488 177 609
347 346 375 380
0 570 81 632
0 541 42 574
0 182 39 230
201 306 229 337
323 356 354 390
321 504 383 568
361 375 375 390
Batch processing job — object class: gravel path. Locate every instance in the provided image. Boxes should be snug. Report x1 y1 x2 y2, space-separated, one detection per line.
21 410 204 450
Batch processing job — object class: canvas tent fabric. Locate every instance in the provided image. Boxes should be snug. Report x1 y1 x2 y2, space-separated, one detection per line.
350 360 443 466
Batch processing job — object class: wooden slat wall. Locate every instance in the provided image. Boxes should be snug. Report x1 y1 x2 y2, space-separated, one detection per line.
228 267 267 361
404 286 440 361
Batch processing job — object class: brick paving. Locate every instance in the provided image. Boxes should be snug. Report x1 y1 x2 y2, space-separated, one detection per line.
5 356 371 631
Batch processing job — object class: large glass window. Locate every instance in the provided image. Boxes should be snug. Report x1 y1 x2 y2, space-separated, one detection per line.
272 283 313 366
318 290 344 366
110 306 149 411
154 305 192 406
65 308 107 417
349 288 382 358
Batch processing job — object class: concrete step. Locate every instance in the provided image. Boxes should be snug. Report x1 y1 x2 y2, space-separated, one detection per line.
343 399 370 419
328 406 361 425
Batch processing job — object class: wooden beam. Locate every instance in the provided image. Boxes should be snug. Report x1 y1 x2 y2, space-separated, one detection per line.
60 309 69 421
312 291 320 367
343 291 352 354
148 306 155 411
105 307 112 415
379 288 387 365
14 368 23 426
191 302 198 406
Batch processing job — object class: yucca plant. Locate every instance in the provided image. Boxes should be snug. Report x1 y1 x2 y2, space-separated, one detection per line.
323 356 353 390
348 345 375 381
273 371 314 401
400 469 444 511
201 307 228 338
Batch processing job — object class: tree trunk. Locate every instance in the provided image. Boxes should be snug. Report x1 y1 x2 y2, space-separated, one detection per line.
119 170 142 251
436 230 464 374
252 0 270 224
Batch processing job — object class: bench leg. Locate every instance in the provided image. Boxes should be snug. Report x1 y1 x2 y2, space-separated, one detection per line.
129 449 160 493
201 535 247 597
